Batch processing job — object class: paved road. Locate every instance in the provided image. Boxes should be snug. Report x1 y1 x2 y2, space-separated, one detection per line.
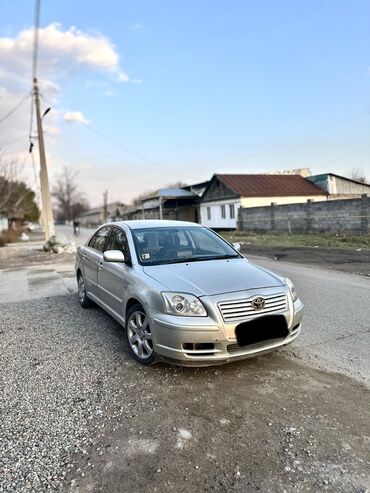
55 224 94 247
246 256 370 385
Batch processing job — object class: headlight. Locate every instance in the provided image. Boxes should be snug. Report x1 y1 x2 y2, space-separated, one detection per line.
285 278 297 302
161 292 207 317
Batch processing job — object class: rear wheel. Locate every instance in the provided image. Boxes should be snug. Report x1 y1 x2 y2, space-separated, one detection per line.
125 304 155 365
77 273 94 308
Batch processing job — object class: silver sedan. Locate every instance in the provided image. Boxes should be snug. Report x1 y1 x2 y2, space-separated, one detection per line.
75 220 303 365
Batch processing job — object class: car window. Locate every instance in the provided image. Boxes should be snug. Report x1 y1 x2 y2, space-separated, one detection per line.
105 227 130 260
131 226 239 266
88 226 111 252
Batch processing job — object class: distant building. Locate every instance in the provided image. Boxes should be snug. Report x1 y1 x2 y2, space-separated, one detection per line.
200 174 327 229
307 173 370 197
128 188 200 222
79 201 126 227
266 167 312 177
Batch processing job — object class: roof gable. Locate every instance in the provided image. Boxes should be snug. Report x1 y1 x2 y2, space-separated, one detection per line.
201 175 240 202
215 174 327 198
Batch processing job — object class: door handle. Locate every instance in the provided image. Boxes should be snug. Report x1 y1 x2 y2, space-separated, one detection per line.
98 261 103 270
82 253 87 259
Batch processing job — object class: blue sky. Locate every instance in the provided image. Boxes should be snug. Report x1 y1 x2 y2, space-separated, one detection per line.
1 0 369 205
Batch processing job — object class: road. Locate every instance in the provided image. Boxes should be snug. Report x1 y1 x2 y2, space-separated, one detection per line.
56 224 94 246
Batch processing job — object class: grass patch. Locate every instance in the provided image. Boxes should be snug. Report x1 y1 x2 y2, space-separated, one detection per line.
220 231 370 250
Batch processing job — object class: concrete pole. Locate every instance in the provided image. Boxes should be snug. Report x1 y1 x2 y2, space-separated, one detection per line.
159 196 163 220
34 77 55 240
103 190 108 223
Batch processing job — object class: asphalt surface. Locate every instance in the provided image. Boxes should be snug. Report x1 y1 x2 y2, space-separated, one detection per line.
246 256 370 385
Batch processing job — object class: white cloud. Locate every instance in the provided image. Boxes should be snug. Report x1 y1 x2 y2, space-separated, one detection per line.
0 23 142 175
0 23 123 80
64 111 90 125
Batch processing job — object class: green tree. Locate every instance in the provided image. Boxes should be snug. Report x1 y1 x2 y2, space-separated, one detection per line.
0 160 40 227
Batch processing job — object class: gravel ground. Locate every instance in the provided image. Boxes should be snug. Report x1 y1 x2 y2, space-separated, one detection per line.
0 295 369 492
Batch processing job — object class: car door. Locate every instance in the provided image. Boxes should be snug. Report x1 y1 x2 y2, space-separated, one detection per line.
97 227 131 317
82 226 111 298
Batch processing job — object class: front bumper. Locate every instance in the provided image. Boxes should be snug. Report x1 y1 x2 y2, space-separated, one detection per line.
148 292 304 366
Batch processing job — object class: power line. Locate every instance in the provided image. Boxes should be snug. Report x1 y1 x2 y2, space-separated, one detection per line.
224 109 370 168
0 93 31 124
84 124 195 178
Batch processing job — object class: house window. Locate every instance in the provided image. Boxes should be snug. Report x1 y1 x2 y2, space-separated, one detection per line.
221 205 226 219
207 207 211 220
229 204 235 219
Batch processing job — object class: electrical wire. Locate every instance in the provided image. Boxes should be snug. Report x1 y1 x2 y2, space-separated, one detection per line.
220 109 370 168
84 125 195 178
0 93 31 124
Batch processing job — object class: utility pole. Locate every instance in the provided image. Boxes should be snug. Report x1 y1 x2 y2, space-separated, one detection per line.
103 190 108 223
34 77 55 240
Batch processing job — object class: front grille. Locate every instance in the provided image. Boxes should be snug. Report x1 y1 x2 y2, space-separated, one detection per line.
218 293 287 322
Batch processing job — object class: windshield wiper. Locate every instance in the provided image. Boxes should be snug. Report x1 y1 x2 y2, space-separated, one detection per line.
156 254 240 265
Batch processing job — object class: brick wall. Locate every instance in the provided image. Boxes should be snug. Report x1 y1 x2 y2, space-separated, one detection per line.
237 195 369 235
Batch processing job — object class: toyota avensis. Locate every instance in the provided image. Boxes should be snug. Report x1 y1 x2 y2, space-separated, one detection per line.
75 220 303 365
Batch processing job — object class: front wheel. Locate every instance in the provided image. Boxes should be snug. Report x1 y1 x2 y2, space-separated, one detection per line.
125 304 155 365
77 274 94 308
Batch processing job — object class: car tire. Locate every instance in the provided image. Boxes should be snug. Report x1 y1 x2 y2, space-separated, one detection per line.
77 273 94 308
125 304 156 365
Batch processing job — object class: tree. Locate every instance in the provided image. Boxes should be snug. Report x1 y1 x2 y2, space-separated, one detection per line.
348 167 368 184
0 158 40 228
52 166 89 222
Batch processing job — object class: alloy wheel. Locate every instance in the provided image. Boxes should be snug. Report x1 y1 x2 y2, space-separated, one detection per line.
127 310 153 360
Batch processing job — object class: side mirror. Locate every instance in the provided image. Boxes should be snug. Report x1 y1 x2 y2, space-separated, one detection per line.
232 242 241 252
103 250 125 263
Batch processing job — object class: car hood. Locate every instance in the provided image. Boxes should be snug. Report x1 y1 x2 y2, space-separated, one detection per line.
143 258 284 297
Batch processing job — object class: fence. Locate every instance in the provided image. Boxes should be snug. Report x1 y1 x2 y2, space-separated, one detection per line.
237 194 369 235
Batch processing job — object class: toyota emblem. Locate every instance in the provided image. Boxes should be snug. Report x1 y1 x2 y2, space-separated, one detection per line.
251 297 265 310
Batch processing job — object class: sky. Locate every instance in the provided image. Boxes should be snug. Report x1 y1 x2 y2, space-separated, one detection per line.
0 0 369 207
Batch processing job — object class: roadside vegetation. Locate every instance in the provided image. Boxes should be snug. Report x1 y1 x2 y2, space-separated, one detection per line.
220 231 370 250
0 228 23 247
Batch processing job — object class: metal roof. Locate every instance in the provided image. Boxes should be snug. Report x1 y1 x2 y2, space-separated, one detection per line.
142 188 196 201
110 219 203 230
216 174 327 197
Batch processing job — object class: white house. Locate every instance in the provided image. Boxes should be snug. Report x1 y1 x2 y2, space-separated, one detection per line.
200 174 327 229
307 173 370 197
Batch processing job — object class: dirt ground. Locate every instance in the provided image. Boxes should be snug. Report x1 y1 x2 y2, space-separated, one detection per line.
69 353 370 493
240 245 370 277
1 242 369 277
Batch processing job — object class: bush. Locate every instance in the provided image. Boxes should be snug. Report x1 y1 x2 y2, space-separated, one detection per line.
0 228 22 247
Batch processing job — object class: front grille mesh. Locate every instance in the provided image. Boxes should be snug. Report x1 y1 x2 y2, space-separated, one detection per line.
218 294 287 322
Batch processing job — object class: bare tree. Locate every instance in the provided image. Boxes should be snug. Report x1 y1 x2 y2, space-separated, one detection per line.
349 167 368 184
52 166 89 222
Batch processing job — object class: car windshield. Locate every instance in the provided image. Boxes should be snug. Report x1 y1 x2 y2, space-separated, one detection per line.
131 226 240 266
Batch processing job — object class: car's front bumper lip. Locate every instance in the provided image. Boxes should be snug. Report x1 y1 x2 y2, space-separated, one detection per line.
149 298 303 365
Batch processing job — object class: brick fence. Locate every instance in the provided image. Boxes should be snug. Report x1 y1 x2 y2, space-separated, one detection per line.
237 194 369 235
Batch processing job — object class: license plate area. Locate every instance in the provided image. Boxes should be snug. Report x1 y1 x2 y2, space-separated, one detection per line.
235 315 288 347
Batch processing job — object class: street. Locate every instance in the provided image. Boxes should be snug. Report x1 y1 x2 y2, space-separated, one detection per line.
0 235 369 492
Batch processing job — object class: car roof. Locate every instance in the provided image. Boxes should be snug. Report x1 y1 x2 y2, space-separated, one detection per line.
108 220 204 230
